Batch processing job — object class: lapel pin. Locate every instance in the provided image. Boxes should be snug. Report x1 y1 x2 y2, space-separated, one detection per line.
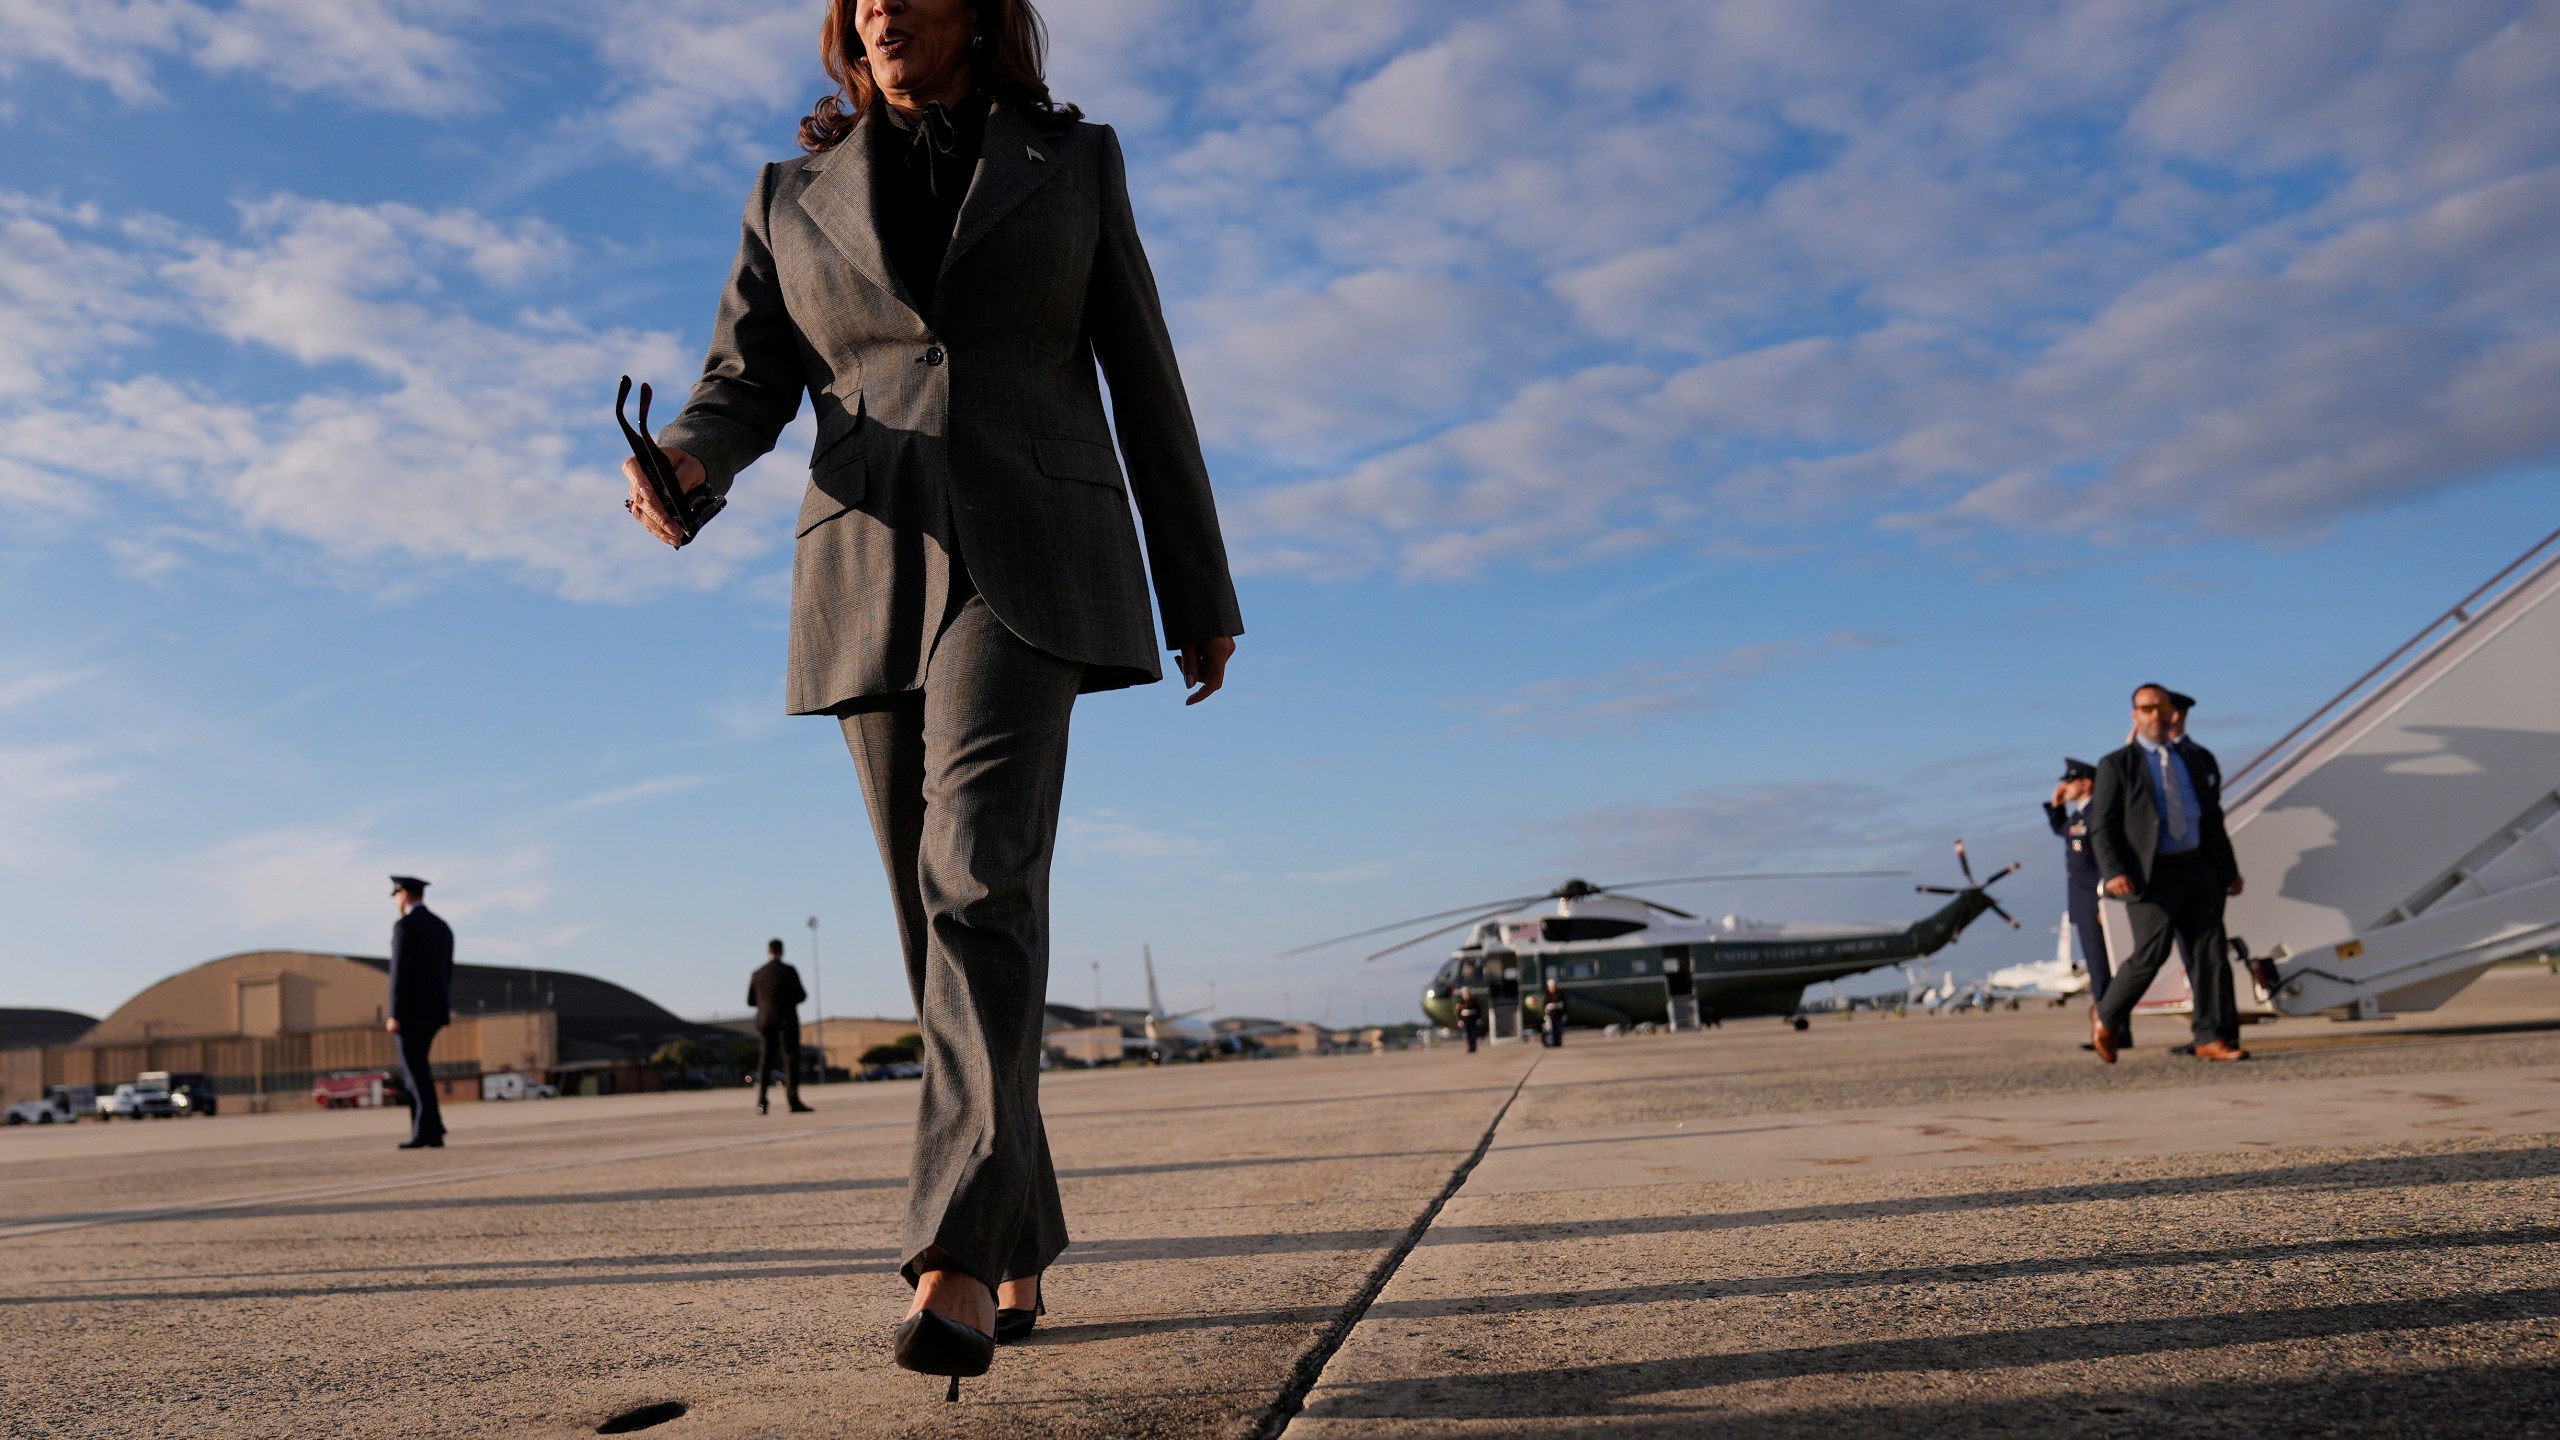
1026 145 1046 162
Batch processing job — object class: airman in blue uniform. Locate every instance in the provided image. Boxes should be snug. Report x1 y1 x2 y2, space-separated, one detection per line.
386 875 454 1149
2045 759 2124 1050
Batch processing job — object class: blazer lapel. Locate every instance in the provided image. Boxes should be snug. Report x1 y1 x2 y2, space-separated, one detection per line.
941 101 1067 280
798 113 917 317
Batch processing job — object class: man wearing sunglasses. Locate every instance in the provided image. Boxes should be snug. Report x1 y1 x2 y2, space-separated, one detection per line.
2086 684 2248 1062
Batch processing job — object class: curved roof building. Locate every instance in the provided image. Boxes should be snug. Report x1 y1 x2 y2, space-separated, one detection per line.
84 951 719 1064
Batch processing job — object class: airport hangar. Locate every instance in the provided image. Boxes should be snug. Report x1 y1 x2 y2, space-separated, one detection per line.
0 951 745 1111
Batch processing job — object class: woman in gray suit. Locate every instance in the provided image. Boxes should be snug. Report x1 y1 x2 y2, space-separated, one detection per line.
623 0 1242 1397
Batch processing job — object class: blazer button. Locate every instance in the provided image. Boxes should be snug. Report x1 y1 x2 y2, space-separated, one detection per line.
923 345 946 366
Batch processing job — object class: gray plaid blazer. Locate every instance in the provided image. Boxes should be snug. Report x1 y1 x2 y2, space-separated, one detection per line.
658 101 1244 714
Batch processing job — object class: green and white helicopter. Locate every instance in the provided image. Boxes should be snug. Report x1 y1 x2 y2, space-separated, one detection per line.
1291 844 2021 1032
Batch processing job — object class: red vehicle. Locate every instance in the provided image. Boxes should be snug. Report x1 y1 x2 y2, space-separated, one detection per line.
311 1070 408 1109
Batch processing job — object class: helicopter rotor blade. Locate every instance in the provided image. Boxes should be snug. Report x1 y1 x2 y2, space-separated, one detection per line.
1595 870 1907 891
1361 910 1515 964
1279 891 1551 957
1983 861 2021 886
1915 885 1964 895
1952 840 1977 886
1621 895 1700 920
1985 898 2021 930
1291 870 1913 960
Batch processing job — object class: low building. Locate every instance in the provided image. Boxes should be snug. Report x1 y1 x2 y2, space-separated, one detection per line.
804 1015 919 1064
700 1015 920 1068
0 951 727 1110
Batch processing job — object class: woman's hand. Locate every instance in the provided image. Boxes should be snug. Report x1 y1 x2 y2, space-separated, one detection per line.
1177 636 1235 705
623 447 708 548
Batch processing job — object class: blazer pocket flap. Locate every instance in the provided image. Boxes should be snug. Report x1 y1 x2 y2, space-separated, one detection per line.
796 454 866 537
809 404 863 466
1034 435 1122 488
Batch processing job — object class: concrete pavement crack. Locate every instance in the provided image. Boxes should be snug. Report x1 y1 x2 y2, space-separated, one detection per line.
1255 1053 1542 1439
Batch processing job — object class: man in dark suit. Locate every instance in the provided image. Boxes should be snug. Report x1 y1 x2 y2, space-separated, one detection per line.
749 939 813 1116
386 876 455 1147
2087 686 2248 1063
2166 692 2283 1002
2044 758 2121 1050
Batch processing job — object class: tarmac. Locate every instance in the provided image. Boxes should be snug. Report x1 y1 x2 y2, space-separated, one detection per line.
6 969 2559 1438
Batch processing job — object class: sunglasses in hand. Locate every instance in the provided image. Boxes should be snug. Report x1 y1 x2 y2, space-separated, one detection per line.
617 376 725 546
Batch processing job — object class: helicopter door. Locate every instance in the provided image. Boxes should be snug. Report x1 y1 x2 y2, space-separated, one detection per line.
1487 954 1523 1041
1661 945 1701 1033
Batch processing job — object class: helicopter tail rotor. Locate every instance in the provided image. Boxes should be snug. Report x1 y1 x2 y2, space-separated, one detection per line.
1914 841 2023 929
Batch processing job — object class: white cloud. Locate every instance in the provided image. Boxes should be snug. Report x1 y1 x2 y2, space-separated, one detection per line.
0 741 130 865
1060 811 1219 862
1169 0 2560 577
1538 781 1913 880
11 0 2558 599
200 821 551 936
0 667 103 713
568 775 712 810
584 0 817 168
1467 633 1889 735
0 192 798 600
0 198 169 401
1181 269 1550 459
0 0 479 114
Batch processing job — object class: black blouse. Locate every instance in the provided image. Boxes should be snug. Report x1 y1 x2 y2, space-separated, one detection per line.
872 96 988 316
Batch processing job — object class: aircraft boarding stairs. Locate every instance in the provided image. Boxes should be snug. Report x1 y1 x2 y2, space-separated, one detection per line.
2118 526 2560 1021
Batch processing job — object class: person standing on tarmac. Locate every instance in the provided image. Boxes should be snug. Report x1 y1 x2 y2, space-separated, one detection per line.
2088 684 2248 1063
1541 978 1568 1047
1455 985 1484 1053
2164 692 2282 1002
385 876 453 1150
749 939 815 1116
2044 758 2120 1052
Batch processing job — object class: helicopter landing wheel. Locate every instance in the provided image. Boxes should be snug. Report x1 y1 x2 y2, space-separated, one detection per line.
1791 1016 1810 1032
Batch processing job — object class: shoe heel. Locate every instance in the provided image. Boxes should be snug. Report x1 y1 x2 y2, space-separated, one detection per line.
946 1376 960 1403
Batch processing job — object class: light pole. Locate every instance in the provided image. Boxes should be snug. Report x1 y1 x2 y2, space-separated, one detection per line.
1091 961 1100 1016
807 915 823 1084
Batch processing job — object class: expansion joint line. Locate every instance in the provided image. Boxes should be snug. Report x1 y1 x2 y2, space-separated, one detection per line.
1256 1054 1543 1439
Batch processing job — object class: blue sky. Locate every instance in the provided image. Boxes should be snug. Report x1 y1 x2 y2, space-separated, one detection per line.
3 1 2556 1027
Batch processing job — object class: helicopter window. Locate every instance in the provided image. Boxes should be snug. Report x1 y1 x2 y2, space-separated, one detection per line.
1537 917 1647 943
1562 960 1599 980
1630 957 1653 974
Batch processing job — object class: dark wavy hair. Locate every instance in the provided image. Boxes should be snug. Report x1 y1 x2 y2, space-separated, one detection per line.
799 0 1080 152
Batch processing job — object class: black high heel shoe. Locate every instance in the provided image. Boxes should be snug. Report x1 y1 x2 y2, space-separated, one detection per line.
995 1278 1046 1344
891 1306 995 1402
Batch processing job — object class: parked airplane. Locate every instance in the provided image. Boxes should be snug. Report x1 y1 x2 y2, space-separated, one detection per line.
1985 916 2091 1005
1136 947 1296 1062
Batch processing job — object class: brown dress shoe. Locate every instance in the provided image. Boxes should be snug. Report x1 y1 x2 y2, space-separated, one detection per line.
2090 1007 2117 1063
2193 1040 2249 1062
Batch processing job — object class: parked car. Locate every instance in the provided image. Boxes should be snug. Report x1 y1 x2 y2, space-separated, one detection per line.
312 1070 406 1109
141 1070 220 1117
4 1086 93 1126
480 1072 558 1102
96 1082 179 1120
858 1061 925 1082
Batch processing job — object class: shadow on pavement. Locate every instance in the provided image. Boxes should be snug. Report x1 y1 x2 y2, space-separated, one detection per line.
1430 1144 2560 1245
1313 1290 2560 1421
1367 1224 2560 1321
